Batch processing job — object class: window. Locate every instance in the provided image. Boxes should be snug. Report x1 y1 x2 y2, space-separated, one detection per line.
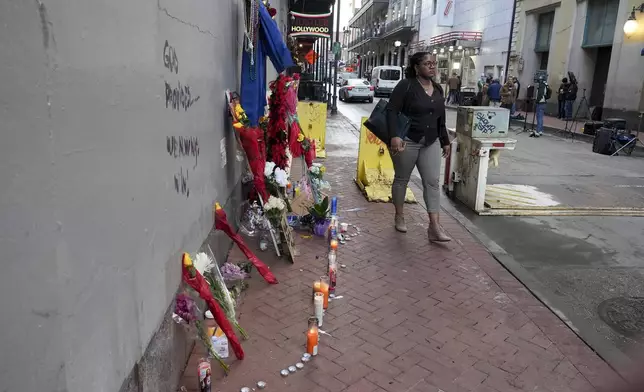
432 0 437 15
583 0 618 47
380 69 401 80
535 11 554 52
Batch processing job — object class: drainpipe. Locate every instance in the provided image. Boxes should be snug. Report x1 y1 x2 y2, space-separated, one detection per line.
504 0 517 83
331 0 342 115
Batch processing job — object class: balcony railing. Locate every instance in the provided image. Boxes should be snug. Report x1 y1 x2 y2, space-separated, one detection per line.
382 16 415 36
347 27 384 48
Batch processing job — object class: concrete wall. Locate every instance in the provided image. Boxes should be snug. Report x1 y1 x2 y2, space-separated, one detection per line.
453 0 515 79
0 0 248 391
515 0 644 123
419 0 514 81
604 0 644 118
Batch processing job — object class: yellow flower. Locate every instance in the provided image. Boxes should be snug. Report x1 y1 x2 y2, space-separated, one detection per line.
320 166 326 174
297 133 305 142
233 121 243 129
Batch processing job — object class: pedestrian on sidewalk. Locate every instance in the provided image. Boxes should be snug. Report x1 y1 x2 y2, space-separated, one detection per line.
386 51 452 242
500 80 515 111
480 77 492 106
531 78 552 137
565 76 578 120
557 77 569 119
487 79 502 107
512 77 520 114
447 72 459 105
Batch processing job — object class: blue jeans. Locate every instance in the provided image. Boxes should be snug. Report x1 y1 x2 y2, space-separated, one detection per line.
511 102 516 114
565 100 574 119
536 103 546 134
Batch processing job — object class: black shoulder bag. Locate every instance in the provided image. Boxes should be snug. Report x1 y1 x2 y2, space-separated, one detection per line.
363 83 411 146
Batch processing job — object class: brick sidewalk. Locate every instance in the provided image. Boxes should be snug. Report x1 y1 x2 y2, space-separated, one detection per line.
179 115 625 392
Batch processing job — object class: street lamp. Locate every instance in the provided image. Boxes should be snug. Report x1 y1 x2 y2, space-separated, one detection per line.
394 40 402 47
440 48 445 53
457 45 463 50
449 45 454 52
624 4 644 35
432 49 437 54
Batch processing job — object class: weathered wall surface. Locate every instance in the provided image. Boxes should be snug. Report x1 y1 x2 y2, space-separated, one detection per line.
0 0 247 391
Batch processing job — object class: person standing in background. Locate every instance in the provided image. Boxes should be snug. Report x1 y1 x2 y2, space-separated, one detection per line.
481 77 492 106
565 77 578 120
557 77 569 119
447 72 459 105
512 77 520 114
500 80 515 110
487 79 502 107
531 79 552 137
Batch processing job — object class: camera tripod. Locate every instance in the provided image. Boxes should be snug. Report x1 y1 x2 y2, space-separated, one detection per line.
559 88 590 141
515 98 537 135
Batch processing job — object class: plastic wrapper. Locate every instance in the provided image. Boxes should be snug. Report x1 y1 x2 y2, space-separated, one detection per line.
239 201 264 237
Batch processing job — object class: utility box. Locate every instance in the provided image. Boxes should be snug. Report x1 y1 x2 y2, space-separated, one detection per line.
456 106 510 139
449 107 518 213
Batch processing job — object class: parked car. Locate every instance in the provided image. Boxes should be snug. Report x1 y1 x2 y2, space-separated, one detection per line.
371 66 403 96
339 79 374 103
337 72 358 86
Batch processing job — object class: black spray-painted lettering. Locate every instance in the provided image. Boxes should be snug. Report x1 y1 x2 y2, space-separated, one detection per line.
166 136 199 168
165 81 200 111
475 112 497 134
174 167 190 197
163 40 179 74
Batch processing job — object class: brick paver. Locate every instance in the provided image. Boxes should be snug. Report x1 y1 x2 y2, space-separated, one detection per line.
179 114 626 392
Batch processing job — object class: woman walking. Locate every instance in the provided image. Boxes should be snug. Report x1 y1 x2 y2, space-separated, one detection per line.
386 52 452 242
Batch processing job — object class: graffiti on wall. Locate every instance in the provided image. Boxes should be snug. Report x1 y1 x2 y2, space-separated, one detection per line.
163 40 179 74
163 40 200 197
474 112 497 134
165 81 200 111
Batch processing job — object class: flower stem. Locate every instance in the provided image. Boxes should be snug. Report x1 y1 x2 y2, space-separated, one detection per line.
195 320 230 374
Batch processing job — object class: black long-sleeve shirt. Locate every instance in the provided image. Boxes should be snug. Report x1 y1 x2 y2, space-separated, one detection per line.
385 78 450 147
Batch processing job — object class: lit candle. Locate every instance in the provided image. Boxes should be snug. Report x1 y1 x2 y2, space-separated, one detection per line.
314 292 324 327
316 276 330 309
306 317 319 356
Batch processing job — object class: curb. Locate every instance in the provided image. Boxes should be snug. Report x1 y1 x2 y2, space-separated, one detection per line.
436 194 635 382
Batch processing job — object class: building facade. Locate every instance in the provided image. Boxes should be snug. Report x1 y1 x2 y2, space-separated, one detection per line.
510 0 644 123
417 0 515 88
344 0 423 77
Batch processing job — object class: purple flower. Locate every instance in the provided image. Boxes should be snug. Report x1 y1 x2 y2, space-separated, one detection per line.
220 262 249 281
175 293 197 322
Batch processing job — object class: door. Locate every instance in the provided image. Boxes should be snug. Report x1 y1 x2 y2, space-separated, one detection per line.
590 46 612 107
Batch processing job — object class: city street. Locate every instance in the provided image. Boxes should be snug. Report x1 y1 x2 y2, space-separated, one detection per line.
334 97 644 374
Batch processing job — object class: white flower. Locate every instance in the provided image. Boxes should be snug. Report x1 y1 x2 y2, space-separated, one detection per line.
309 166 320 175
274 167 289 187
264 161 276 177
264 195 286 211
194 252 215 275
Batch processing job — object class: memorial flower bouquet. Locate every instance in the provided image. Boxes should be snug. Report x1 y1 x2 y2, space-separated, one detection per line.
199 249 249 340
263 195 286 227
173 292 230 373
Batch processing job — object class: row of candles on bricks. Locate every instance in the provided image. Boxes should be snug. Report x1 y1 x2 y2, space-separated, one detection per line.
197 197 341 392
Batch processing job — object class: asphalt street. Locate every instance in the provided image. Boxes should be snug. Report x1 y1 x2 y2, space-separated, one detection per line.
332 97 644 373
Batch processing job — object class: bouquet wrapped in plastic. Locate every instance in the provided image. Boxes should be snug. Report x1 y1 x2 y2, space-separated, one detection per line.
202 247 249 339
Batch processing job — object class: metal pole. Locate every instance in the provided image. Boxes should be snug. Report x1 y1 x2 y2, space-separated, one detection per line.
504 0 517 83
331 0 341 115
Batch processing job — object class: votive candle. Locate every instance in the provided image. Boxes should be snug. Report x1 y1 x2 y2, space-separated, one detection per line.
306 316 319 356
314 292 324 327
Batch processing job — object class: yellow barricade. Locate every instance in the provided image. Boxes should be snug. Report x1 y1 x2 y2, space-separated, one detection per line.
297 101 327 158
355 117 416 203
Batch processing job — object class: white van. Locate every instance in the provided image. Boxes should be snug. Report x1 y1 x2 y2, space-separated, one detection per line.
371 66 403 96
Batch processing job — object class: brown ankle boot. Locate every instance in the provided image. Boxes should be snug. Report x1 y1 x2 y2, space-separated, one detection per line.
428 223 451 242
395 214 407 233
